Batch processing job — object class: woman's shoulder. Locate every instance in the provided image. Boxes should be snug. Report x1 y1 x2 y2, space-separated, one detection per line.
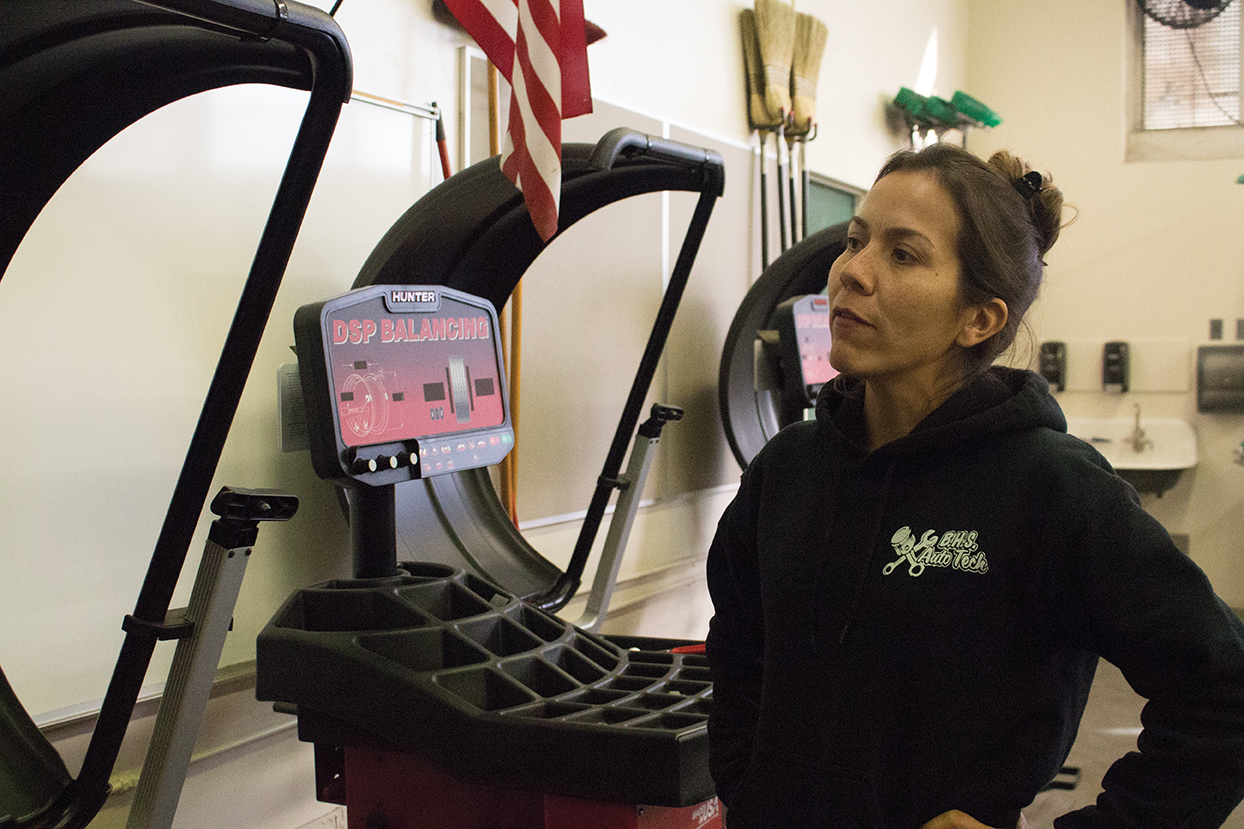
999 423 1137 507
752 418 834 466
735 419 839 496
1016 423 1115 469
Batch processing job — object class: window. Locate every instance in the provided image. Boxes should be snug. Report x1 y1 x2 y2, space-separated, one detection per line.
804 175 862 236
1127 0 1244 160
1144 2 1239 129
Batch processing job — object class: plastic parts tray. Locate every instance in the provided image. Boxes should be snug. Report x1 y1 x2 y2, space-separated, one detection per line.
256 562 714 807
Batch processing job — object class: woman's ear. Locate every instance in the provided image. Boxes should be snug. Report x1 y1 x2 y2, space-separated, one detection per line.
957 298 1008 348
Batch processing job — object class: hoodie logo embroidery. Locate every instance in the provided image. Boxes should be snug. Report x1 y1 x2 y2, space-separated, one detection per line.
883 526 989 577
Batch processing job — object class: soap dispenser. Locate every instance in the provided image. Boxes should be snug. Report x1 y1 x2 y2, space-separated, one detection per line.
1039 341 1066 392
1103 341 1129 394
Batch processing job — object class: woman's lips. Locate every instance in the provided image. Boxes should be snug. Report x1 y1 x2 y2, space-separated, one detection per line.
831 306 869 327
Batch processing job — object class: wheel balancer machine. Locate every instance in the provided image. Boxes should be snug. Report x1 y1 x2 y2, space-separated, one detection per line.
257 132 727 828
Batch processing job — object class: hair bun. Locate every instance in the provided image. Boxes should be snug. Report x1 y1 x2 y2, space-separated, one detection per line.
988 150 1064 258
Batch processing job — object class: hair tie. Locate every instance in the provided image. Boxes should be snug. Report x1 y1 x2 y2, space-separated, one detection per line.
1013 170 1043 200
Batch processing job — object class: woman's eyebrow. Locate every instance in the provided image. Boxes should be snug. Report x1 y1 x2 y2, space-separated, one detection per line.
852 216 933 247
888 226 933 246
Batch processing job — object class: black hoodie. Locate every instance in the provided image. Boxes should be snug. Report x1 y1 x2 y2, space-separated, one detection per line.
705 367 1244 828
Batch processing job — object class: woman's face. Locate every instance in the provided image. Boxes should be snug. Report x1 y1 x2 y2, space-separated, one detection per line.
827 170 979 394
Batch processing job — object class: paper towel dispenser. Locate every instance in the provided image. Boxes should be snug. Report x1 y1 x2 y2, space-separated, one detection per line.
1197 345 1244 413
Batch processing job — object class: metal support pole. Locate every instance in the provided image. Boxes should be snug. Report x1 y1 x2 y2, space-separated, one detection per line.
128 488 297 829
575 405 682 632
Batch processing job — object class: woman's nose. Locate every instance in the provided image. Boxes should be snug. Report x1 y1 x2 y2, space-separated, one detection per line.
836 246 874 294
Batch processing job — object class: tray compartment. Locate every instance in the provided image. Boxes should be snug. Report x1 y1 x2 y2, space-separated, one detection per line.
400 580 494 621
357 628 490 672
499 656 579 698
458 615 544 657
434 666 536 711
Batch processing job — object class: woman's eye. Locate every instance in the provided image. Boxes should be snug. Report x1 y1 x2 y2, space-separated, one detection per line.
892 247 914 264
845 236 863 251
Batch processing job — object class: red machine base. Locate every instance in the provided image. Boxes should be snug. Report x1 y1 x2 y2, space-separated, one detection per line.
342 746 723 829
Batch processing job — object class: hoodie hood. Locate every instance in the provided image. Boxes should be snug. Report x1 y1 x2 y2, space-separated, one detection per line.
815 366 1067 457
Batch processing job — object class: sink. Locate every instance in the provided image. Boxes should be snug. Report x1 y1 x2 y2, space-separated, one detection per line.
1064 415 1197 496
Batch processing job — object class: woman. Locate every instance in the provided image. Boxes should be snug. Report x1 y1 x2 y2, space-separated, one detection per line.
704 143 1244 828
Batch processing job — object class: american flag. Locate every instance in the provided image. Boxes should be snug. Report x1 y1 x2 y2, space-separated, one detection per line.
444 0 592 241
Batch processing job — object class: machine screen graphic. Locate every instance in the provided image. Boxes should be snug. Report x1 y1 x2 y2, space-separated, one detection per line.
326 294 505 447
793 294 837 387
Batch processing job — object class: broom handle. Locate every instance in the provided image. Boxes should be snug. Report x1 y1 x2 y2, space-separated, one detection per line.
759 131 770 269
800 137 809 241
787 134 799 244
776 120 788 252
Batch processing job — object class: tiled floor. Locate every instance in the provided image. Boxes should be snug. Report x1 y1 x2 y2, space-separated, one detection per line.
1024 660 1244 828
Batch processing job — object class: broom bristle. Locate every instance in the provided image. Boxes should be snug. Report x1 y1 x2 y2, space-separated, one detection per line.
741 10 778 130
790 12 828 135
754 0 796 123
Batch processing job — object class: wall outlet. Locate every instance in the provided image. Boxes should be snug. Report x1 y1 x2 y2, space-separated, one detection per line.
295 807 346 829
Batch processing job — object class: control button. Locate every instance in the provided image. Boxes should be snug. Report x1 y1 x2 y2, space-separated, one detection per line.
351 457 378 475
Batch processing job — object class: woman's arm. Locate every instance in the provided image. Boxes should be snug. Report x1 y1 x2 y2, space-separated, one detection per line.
705 469 767 807
1056 477 1244 827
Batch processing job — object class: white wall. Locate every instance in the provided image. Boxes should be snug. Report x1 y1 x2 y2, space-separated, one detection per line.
0 1 969 825
584 0 969 190
965 0 1244 608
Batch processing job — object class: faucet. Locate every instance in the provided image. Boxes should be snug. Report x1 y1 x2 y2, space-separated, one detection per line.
1125 403 1153 453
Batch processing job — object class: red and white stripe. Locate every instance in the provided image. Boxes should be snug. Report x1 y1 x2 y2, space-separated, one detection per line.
452 0 517 78
443 0 591 242
500 0 561 240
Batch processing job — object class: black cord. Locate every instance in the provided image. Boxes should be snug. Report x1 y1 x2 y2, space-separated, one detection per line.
329 0 344 16
1179 23 1239 125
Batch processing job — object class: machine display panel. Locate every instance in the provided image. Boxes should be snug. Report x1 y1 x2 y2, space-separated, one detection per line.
295 285 512 483
327 294 504 445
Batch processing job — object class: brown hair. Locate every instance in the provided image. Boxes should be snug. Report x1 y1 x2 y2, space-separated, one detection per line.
875 143 1065 375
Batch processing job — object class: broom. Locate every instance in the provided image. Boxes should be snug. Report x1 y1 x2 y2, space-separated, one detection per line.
790 11 827 241
741 9 779 268
754 0 795 253
754 0 795 126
